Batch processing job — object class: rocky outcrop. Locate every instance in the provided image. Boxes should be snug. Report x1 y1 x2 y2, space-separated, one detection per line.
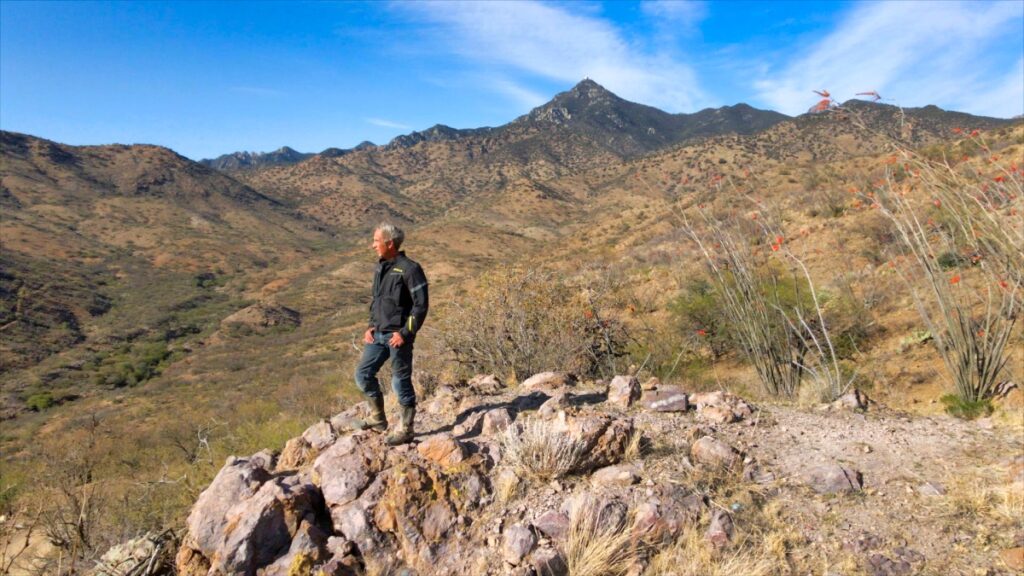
220 302 300 334
168 376 826 574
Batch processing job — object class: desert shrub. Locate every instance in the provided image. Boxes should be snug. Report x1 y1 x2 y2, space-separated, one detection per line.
25 392 55 411
670 279 731 360
681 200 861 400
498 417 588 481
940 393 993 420
91 341 172 388
874 143 1021 403
435 265 626 381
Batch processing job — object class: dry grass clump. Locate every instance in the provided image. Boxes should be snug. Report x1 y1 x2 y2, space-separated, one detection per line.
564 496 638 576
498 417 588 482
644 524 779 576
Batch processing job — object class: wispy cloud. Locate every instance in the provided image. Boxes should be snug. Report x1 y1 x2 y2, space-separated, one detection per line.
230 86 286 97
394 0 710 112
490 78 549 109
753 1 1024 117
365 117 412 130
641 0 708 29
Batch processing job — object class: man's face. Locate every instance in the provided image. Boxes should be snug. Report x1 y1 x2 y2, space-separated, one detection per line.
372 229 396 259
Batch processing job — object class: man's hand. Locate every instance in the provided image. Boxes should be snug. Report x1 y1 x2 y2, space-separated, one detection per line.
388 332 405 348
363 327 375 344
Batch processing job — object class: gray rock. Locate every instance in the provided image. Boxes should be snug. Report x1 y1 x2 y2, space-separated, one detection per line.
482 407 514 435
302 420 336 451
503 523 537 565
182 454 272 559
803 463 864 494
591 464 640 487
211 474 322 575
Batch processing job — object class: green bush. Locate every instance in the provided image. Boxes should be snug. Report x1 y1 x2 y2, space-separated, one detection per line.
25 392 55 411
670 279 731 360
940 394 993 420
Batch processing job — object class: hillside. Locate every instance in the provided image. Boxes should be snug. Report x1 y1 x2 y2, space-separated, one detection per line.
0 83 1021 574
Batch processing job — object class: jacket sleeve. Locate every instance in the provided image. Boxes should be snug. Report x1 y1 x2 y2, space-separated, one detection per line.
399 264 429 340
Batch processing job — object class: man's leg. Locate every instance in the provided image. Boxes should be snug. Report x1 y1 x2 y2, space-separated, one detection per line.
385 339 416 445
353 334 390 430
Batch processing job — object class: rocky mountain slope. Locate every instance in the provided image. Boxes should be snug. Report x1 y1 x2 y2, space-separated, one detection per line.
163 374 1023 575
200 146 314 171
1 80 1021 575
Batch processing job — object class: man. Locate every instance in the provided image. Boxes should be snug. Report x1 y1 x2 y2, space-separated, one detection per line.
354 223 428 445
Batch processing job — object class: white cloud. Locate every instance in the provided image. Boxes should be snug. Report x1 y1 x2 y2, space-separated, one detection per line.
753 1 1024 117
491 78 549 109
641 0 708 28
366 117 412 130
394 0 709 112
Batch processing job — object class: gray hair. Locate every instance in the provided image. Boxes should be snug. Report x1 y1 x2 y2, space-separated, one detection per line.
376 222 405 249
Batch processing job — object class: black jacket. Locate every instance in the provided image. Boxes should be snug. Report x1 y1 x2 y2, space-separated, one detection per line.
369 252 429 340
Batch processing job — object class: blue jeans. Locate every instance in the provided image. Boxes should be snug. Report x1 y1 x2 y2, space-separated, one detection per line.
354 331 416 407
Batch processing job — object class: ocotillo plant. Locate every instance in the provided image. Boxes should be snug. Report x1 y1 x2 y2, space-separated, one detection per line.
874 135 1021 404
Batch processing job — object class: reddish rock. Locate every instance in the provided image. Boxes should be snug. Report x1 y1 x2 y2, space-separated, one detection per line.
538 390 573 419
699 405 737 424
641 386 689 412
608 375 641 408
416 434 467 468
831 389 870 412
532 510 570 540
642 377 661 390
468 373 503 395
690 436 740 469
530 548 568 575
1000 547 1024 571
706 510 733 549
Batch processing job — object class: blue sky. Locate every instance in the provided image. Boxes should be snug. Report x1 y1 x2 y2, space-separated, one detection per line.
2 1 1022 160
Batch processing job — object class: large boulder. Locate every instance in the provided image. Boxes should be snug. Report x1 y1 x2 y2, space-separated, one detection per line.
312 433 389 538
210 473 323 575
177 453 273 567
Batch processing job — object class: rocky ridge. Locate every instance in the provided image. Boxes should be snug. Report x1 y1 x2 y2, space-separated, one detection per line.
169 373 1024 575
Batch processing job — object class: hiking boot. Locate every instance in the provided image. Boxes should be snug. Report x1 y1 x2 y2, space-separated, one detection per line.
386 405 416 445
354 396 387 432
